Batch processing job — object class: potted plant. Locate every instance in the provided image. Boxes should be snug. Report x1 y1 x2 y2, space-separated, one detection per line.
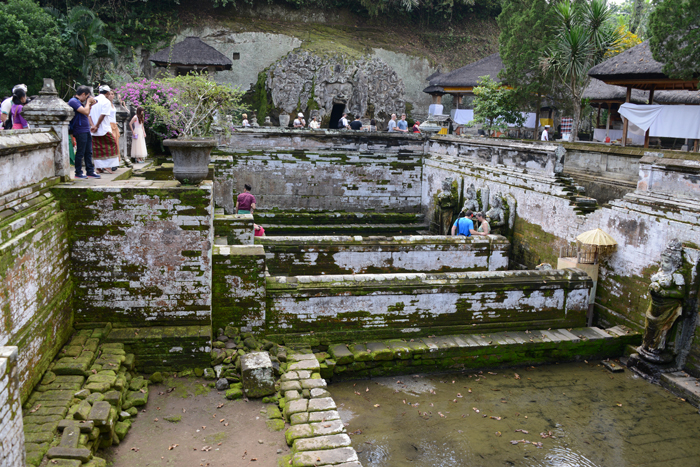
144 73 243 184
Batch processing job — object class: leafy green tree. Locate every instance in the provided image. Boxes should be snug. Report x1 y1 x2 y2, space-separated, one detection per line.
542 0 622 141
0 0 70 94
498 0 557 136
648 0 700 81
468 76 525 136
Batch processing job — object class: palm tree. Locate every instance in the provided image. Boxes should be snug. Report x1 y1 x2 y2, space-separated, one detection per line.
48 6 118 85
542 0 622 141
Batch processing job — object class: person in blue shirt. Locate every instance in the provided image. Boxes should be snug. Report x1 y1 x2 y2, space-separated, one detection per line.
451 210 474 236
397 113 409 133
68 86 100 179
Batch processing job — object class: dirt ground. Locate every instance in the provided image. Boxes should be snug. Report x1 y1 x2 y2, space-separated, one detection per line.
104 377 289 467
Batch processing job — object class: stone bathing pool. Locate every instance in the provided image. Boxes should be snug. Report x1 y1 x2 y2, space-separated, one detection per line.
331 363 700 467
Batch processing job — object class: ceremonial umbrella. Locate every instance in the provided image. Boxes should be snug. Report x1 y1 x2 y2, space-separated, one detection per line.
576 228 617 263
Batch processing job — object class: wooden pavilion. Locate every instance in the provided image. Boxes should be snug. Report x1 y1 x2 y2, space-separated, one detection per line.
588 41 699 148
150 36 233 76
583 78 648 142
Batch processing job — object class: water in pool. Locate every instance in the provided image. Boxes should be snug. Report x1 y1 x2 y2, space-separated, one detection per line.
330 362 700 467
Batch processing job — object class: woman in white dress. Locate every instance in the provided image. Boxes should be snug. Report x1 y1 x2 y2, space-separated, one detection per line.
129 106 148 163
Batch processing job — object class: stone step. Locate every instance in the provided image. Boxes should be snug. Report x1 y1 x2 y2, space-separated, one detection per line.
293 434 352 452
260 222 427 236
291 447 359 467
254 211 425 226
285 420 345 445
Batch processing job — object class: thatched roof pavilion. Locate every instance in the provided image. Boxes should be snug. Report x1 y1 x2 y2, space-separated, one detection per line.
422 53 504 107
654 90 700 105
583 78 649 105
588 41 699 147
150 36 232 75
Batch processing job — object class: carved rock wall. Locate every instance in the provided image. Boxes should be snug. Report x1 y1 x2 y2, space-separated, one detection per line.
265 51 405 125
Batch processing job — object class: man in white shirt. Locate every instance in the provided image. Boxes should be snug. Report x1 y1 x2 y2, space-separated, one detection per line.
541 125 549 141
89 85 120 173
338 113 349 129
387 114 398 132
1 84 27 129
293 112 306 128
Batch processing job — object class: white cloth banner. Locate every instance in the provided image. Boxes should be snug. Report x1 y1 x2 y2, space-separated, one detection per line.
428 104 444 116
619 103 700 139
508 112 537 128
451 109 474 125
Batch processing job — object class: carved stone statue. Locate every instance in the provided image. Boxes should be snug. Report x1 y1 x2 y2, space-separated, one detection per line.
486 195 507 235
639 239 685 364
433 178 459 235
250 117 259 128
463 184 480 213
263 116 273 127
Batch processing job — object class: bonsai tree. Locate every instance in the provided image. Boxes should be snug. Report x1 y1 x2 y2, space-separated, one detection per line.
143 73 244 139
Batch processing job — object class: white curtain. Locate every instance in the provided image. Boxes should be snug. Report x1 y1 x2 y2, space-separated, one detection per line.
619 103 700 139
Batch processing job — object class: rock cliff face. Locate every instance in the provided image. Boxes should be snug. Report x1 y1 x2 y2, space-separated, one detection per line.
265 51 405 125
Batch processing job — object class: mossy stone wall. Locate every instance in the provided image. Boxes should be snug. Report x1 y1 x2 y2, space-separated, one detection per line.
52 183 214 328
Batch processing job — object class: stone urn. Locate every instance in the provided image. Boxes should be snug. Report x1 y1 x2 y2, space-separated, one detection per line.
162 138 217 184
278 113 290 128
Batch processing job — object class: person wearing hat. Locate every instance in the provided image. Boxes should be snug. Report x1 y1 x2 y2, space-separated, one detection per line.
1 84 27 130
89 85 120 174
293 112 306 128
541 125 550 141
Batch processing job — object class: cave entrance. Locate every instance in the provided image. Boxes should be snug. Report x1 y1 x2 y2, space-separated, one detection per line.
329 104 345 129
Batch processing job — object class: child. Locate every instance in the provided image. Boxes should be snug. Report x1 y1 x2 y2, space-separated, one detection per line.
10 88 28 129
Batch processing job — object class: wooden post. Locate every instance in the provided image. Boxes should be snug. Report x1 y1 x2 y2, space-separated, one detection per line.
622 86 632 147
596 106 601 129
436 95 442 105
695 139 699 152
644 86 656 148
455 95 461 110
534 97 542 141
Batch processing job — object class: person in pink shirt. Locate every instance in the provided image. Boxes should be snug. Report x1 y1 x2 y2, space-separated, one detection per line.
10 88 29 129
236 184 257 214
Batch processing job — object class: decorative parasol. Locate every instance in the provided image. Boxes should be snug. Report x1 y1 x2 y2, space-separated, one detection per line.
575 228 617 263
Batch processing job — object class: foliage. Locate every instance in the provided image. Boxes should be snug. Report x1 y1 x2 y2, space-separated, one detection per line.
467 76 525 135
48 6 118 86
0 0 71 94
542 0 622 142
122 74 244 140
611 0 652 37
498 0 558 116
606 24 641 57
648 0 700 82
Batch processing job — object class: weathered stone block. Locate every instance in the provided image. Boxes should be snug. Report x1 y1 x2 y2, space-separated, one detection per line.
73 400 92 421
241 352 276 398
308 397 336 412
46 446 92 462
225 387 243 400
126 389 148 407
88 401 112 426
293 434 352 452
291 447 358 466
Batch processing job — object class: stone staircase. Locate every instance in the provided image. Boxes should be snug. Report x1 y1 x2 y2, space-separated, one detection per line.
556 175 600 215
255 211 427 236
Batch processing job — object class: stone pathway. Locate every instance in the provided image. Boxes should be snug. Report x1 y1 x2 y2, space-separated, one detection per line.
280 353 362 467
660 371 700 409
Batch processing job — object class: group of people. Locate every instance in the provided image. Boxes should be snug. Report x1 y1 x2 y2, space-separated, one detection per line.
2 83 148 179
235 183 265 237
280 111 421 133
387 113 421 134
451 210 491 237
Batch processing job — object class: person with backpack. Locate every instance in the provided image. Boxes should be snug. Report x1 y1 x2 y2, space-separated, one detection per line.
338 113 349 129
1 84 26 130
9 88 29 129
68 86 100 179
451 210 474 237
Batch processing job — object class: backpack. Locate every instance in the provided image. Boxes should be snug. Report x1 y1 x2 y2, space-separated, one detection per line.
68 115 76 135
337 118 345 129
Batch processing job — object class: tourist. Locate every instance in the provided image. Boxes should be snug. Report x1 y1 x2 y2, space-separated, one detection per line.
68 86 100 179
541 125 549 141
470 212 491 236
107 91 121 170
369 119 377 131
236 184 256 215
397 114 409 133
254 223 265 237
293 112 306 128
130 107 148 164
412 120 421 134
349 116 362 130
338 113 349 129
241 113 251 127
387 114 397 132
451 210 474 237
309 116 320 129
1 84 26 130
9 87 29 129
89 85 120 174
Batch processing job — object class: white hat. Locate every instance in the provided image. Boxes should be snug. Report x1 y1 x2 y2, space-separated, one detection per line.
12 84 27 93
298 113 304 117
544 125 550 128
98 85 111 93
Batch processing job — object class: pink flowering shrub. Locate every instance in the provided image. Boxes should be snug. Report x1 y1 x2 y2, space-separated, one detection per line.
118 78 181 141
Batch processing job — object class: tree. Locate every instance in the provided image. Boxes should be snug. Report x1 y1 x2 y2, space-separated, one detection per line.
498 0 558 138
468 76 525 136
0 0 70 94
542 0 622 142
648 0 700 81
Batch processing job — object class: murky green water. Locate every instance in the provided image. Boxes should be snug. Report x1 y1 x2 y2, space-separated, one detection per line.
331 363 700 467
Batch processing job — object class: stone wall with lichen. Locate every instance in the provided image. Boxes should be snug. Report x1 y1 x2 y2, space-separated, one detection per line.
265 269 592 345
0 178 74 403
258 234 509 276
212 147 423 214
0 347 24 467
212 245 266 334
52 183 214 328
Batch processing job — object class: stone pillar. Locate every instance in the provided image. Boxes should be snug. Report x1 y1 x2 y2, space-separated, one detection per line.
116 103 131 164
0 346 25 467
22 79 73 179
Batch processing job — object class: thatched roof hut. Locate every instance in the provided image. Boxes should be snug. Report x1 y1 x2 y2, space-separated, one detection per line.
150 36 232 74
583 78 648 105
588 41 698 91
425 53 504 90
653 90 700 105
